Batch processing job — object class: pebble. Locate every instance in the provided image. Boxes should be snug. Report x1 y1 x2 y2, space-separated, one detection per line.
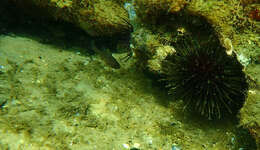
172 144 181 150
122 143 130 149
148 139 153 145
231 137 235 144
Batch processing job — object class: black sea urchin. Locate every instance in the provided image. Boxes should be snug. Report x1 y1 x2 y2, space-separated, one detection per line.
162 35 248 119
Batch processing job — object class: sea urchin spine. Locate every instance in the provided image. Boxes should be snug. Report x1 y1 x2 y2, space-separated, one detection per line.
162 35 248 119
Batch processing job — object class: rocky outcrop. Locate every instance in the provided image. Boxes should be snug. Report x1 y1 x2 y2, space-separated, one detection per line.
11 0 132 36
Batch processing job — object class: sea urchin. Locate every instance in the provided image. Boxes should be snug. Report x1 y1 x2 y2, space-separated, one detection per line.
162 35 248 119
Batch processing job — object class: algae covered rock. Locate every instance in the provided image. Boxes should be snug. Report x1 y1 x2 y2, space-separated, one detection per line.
240 89 260 149
132 0 259 68
133 0 188 23
131 0 260 145
131 0 260 120
11 0 132 36
240 64 260 149
147 45 176 74
77 0 132 36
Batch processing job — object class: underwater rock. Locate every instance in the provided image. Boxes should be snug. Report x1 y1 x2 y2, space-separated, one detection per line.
10 0 132 36
134 0 188 23
240 89 260 149
131 0 260 120
147 45 176 74
131 0 259 144
239 62 260 149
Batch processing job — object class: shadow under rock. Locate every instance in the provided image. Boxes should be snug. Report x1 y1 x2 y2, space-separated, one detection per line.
0 0 132 57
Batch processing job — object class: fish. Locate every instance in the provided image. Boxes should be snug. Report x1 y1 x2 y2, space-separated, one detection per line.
91 41 121 69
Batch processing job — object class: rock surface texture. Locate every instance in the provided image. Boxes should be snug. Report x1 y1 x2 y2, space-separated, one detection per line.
11 0 132 36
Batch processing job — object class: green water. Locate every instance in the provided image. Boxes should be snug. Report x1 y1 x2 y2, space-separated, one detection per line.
0 0 258 150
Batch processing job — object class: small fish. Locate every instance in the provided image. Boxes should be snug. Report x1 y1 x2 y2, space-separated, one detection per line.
91 41 120 69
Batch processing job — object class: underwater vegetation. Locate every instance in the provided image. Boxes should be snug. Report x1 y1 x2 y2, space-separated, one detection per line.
162 35 248 119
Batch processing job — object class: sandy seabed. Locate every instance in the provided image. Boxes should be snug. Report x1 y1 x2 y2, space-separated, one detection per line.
0 34 255 150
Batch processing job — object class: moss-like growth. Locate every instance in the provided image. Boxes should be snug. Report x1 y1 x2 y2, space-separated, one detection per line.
240 63 260 149
240 89 260 149
134 0 188 24
10 0 132 36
